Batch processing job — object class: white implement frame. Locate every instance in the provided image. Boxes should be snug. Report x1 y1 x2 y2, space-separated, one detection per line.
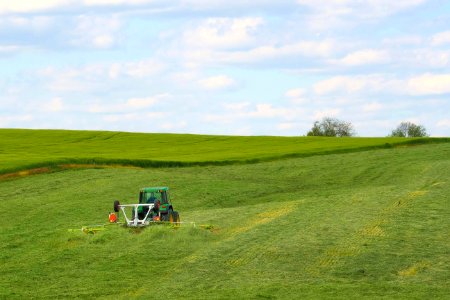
118 203 155 227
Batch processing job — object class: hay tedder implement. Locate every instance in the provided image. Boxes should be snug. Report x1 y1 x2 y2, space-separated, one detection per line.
111 186 180 227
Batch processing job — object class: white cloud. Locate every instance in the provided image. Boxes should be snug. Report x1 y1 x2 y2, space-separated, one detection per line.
313 108 340 119
70 15 122 49
313 75 386 95
126 93 167 109
362 102 383 113
0 0 167 14
102 111 166 123
204 113 232 124
88 103 122 114
110 60 165 79
405 49 450 69
89 94 167 113
247 104 287 118
0 16 53 31
198 75 236 90
338 49 390 66
204 102 250 124
223 102 250 111
0 45 23 54
431 30 450 46
296 0 426 31
45 69 92 92
314 73 450 97
127 94 169 108
40 66 104 93
82 0 155 5
297 0 426 19
0 0 290 15
171 71 200 84
0 0 72 14
285 88 306 98
0 114 33 127
177 39 337 68
223 40 336 62
183 17 263 50
160 120 187 130
93 35 115 48
407 73 450 96
382 35 423 46
38 59 165 93
230 126 253 136
277 122 297 130
204 102 303 125
44 97 64 112
436 119 450 128
285 88 309 104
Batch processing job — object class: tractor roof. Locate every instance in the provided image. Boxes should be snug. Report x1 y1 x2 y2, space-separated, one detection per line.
140 187 169 193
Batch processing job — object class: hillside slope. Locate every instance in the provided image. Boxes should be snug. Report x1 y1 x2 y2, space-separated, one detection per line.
1 129 447 174
0 143 449 299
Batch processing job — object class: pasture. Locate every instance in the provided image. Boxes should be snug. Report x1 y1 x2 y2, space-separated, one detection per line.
0 130 449 299
1 128 445 173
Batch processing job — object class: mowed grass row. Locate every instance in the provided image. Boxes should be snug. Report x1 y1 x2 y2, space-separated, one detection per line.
1 128 448 174
0 143 449 299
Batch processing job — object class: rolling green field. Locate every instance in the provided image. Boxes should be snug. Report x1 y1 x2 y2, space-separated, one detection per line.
1 129 447 174
0 130 449 299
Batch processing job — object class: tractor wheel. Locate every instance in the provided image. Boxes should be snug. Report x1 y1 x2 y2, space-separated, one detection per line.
113 200 120 212
169 210 174 223
161 210 171 222
173 211 180 226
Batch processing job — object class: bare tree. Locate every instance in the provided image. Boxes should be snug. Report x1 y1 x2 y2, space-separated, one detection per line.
390 122 428 137
307 117 355 137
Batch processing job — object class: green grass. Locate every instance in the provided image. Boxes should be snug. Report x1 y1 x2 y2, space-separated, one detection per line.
0 140 449 299
1 128 448 174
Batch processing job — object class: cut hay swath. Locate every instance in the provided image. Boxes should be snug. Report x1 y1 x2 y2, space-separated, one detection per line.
68 221 201 234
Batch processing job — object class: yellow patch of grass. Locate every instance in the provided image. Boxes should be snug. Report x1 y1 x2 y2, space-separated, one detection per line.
186 254 200 263
230 202 297 235
398 261 430 277
408 190 427 197
382 190 428 212
227 257 247 267
312 188 431 275
360 225 385 237
319 246 361 267
186 202 298 266
351 195 363 204
0 167 51 181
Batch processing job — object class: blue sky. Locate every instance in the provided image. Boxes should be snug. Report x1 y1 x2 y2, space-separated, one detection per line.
1 0 449 136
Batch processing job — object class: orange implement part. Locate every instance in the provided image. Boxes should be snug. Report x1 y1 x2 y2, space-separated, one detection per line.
109 212 117 223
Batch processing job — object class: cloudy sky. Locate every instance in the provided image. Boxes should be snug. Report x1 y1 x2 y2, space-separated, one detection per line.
1 0 449 136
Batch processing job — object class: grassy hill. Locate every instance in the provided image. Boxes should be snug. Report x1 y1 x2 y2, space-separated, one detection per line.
0 130 449 299
1 129 447 174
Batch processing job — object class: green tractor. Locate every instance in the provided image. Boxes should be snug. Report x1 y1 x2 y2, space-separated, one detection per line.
113 187 180 227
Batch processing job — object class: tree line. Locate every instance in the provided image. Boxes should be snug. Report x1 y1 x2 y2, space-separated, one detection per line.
306 117 428 137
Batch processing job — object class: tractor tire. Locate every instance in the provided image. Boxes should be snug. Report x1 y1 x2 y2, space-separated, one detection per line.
169 210 174 223
161 210 171 222
113 200 120 212
172 211 180 227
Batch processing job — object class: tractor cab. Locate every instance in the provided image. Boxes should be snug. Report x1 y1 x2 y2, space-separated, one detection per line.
139 187 171 213
139 187 169 205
